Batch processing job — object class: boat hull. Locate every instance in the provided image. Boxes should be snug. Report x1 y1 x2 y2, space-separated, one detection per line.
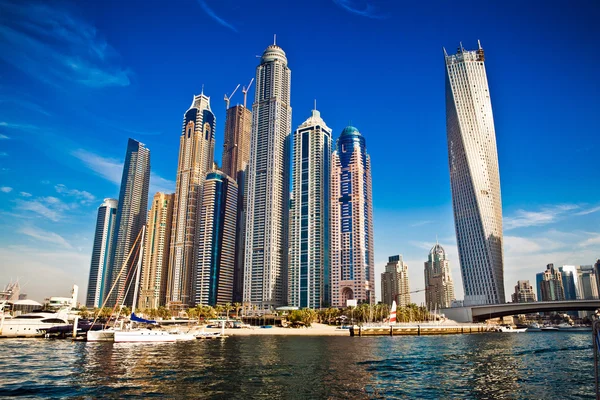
87 330 115 342
113 330 175 343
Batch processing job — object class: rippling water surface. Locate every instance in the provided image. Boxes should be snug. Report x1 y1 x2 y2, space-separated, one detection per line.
0 332 594 399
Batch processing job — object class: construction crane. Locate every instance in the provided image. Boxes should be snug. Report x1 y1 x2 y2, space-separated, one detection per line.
224 84 240 110
242 78 254 108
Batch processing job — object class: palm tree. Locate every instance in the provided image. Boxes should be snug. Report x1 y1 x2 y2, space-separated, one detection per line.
224 302 232 319
78 305 89 319
233 302 242 318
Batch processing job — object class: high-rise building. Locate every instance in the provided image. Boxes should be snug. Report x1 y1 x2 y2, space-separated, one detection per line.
167 92 215 309
138 192 174 310
193 171 238 306
536 264 565 301
330 126 375 306
558 265 581 300
578 265 599 300
107 139 150 307
381 255 410 307
221 99 252 303
424 243 455 309
511 280 536 303
444 42 505 306
595 260 600 295
244 42 292 310
288 108 332 309
85 198 118 308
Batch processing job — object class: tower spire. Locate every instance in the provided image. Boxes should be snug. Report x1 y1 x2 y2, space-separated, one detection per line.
478 39 482 50
273 34 276 45
201 84 204 95
313 99 317 111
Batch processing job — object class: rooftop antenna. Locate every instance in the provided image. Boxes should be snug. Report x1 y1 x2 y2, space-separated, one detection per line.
313 99 317 111
242 77 254 108
459 42 464 52
274 34 276 45
477 39 482 50
436 234 439 245
201 84 204 95
443 47 448 57
224 84 240 110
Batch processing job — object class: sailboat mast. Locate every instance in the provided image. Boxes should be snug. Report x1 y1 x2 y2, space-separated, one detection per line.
131 225 146 315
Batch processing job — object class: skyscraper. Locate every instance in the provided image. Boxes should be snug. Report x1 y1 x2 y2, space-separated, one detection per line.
221 96 252 303
536 264 565 301
138 192 174 310
288 108 332 308
193 171 238 306
424 243 455 309
167 92 215 310
558 265 581 300
511 280 536 303
330 126 375 306
381 255 410 307
578 265 599 300
244 42 292 310
444 42 505 305
107 138 150 307
86 198 118 308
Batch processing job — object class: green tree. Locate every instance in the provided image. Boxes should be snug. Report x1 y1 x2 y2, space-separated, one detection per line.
78 305 90 319
233 302 242 318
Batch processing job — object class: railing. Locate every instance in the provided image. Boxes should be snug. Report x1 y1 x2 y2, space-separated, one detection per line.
594 319 600 400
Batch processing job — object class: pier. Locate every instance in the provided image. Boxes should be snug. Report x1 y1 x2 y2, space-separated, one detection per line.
350 324 492 336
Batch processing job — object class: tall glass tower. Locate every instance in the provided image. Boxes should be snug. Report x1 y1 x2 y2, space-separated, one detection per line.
445 42 505 305
288 108 332 309
193 171 238 306
244 42 292 310
86 198 118 308
167 92 215 309
330 126 375 306
107 138 150 307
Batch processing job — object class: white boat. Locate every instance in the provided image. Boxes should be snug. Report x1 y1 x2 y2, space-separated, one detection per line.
526 323 542 331
541 326 559 331
557 323 575 330
87 329 116 342
0 310 69 338
113 329 175 343
495 325 527 333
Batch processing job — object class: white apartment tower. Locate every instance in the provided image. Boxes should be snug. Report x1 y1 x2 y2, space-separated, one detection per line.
444 42 505 305
288 108 332 309
381 255 410 307
330 126 375 306
243 42 292 309
167 92 215 308
86 198 118 308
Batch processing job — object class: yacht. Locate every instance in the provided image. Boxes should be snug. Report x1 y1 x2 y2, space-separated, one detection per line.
494 325 527 333
541 326 559 331
526 323 542 332
0 310 69 338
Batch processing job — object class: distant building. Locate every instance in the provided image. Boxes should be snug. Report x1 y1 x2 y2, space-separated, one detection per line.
288 108 332 309
86 198 118 308
558 265 581 300
138 193 174 310
595 260 600 294
107 139 150 307
445 42 505 306
0 281 21 302
511 280 536 303
424 243 455 309
330 126 375 306
536 264 565 301
578 265 599 300
193 171 238 306
381 255 410 307
168 92 215 310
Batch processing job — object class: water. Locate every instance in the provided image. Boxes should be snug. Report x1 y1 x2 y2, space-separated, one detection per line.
0 332 594 399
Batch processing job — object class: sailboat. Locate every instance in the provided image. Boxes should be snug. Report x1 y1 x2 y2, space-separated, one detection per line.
389 300 397 325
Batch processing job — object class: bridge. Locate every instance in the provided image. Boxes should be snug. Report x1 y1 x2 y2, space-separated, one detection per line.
442 300 600 323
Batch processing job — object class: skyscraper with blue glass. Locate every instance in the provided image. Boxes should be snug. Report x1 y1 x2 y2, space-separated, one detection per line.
193 171 238 306
86 198 118 308
330 126 375 306
288 108 332 308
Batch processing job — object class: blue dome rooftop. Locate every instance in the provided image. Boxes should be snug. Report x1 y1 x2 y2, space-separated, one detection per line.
340 126 361 137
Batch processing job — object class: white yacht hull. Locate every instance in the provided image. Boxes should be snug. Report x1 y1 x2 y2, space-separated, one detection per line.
87 330 115 342
113 330 175 343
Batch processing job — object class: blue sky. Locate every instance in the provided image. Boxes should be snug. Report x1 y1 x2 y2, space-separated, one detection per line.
0 0 598 304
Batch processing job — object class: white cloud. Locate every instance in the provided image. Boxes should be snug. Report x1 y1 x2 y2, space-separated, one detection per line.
19 226 72 249
504 204 579 230
197 0 238 32
0 186 12 193
574 205 600 216
0 134 8 139
0 121 38 131
0 152 7 157
332 0 389 19
20 192 32 197
55 183 95 204
15 196 71 221
0 2 131 88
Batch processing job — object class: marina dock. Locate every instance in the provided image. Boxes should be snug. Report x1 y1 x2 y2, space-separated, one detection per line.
350 324 492 336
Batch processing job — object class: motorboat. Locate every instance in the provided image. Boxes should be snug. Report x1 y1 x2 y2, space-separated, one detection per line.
557 323 574 330
526 323 542 332
0 310 69 338
494 325 527 333
541 326 559 331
